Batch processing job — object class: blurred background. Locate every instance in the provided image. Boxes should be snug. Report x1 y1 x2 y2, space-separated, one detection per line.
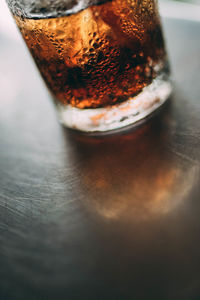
163 0 200 3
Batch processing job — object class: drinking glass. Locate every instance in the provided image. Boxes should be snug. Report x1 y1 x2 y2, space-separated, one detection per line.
6 0 172 132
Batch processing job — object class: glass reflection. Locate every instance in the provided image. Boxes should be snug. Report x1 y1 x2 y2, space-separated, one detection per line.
65 104 196 221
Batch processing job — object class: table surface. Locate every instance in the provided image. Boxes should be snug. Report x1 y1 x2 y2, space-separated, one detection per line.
0 7 200 300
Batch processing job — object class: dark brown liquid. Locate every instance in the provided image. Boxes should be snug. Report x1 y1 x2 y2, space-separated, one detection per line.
15 0 168 108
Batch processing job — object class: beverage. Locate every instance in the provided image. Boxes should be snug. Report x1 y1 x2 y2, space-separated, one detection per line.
10 0 171 131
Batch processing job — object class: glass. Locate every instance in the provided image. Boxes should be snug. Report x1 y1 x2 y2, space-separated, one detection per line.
6 0 172 132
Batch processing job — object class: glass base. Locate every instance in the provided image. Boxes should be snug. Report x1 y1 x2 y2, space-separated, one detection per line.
56 76 172 133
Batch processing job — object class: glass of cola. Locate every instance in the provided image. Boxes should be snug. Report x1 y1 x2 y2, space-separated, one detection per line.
6 0 172 132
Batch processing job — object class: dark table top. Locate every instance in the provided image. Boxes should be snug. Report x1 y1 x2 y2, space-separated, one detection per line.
0 8 200 300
